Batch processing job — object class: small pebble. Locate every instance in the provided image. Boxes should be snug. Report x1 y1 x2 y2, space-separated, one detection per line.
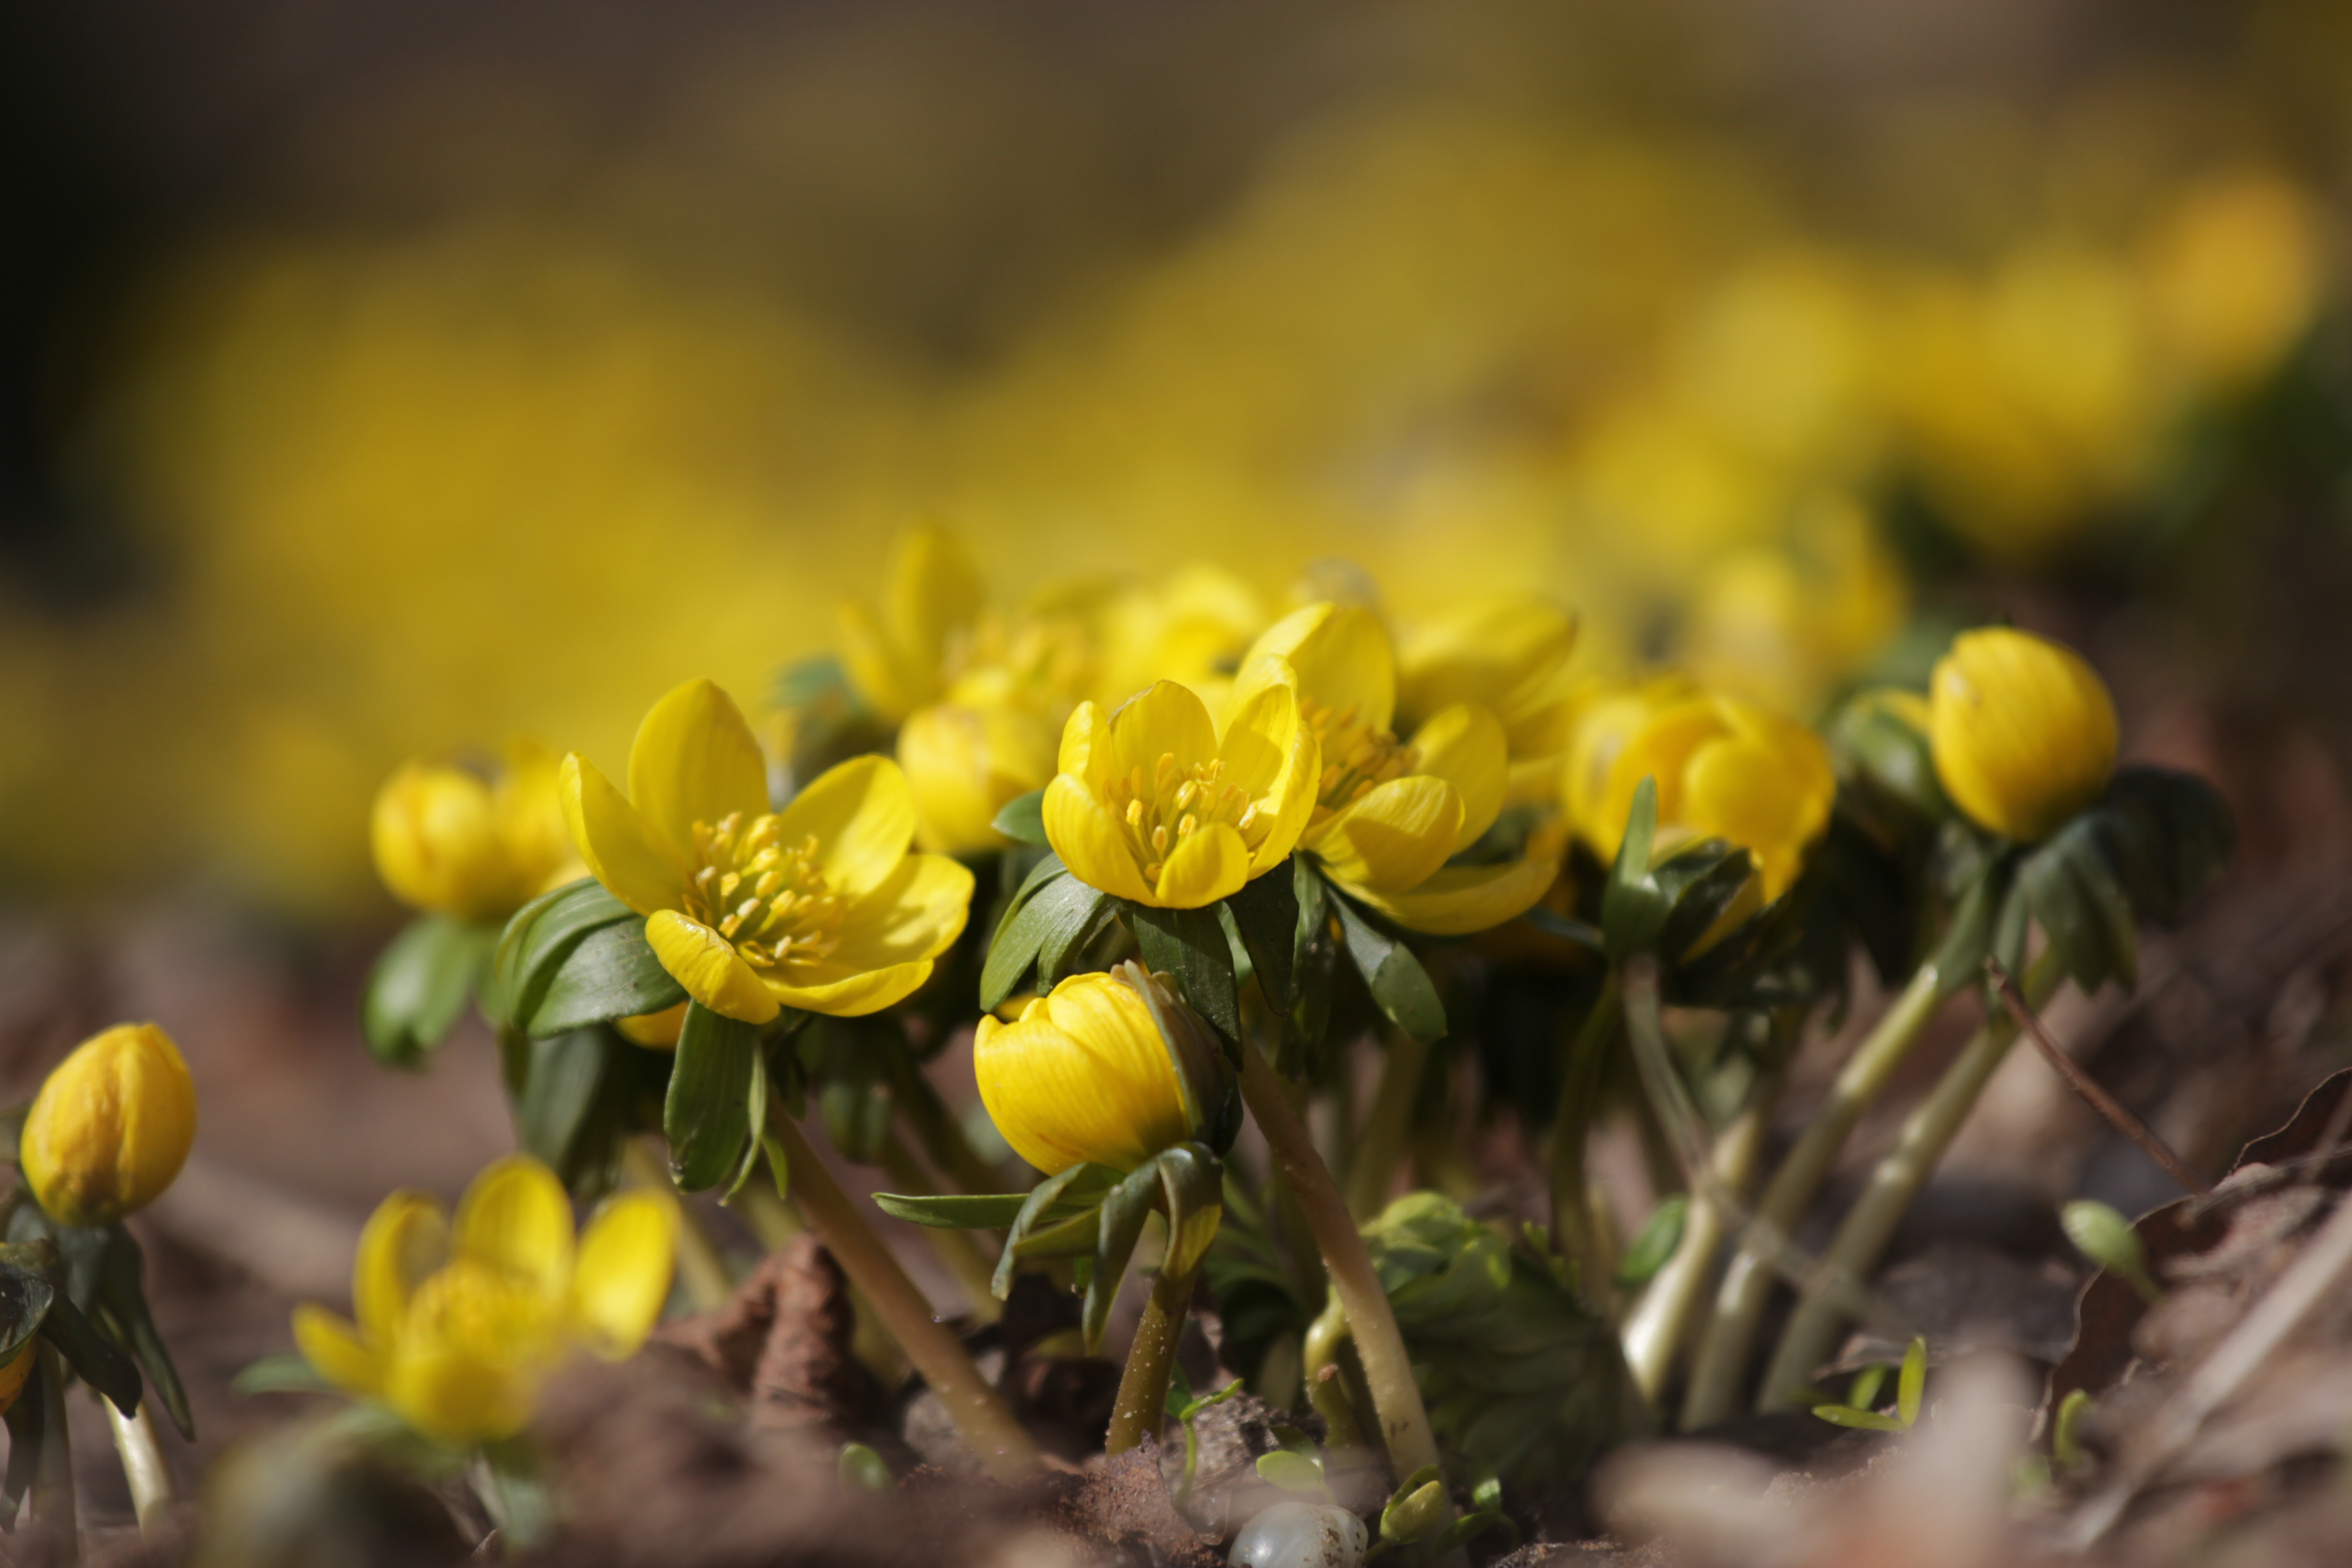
1227 1501 1369 1568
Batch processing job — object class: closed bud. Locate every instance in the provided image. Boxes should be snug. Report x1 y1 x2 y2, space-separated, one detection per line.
22 1022 198 1227
1931 628 2117 843
973 962 1232 1176
896 702 1057 856
370 741 578 922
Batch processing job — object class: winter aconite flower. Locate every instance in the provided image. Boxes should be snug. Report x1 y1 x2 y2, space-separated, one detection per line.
838 525 1092 725
1396 596 1580 804
1930 627 2118 843
897 702 1058 857
21 1023 198 1228
1043 679 1316 909
562 679 974 1023
974 963 1232 1176
371 740 580 923
1567 684 1835 902
293 1156 675 1447
1233 603 1553 934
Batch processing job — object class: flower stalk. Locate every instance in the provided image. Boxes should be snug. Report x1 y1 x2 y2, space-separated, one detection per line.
877 1127 1003 1322
1345 1028 1432 1222
1548 975 1622 1301
1103 1257 1200 1455
768 1109 1041 1480
105 1398 174 1537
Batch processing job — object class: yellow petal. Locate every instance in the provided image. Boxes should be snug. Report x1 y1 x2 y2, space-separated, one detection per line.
645 911 782 1024
767 958 935 1017
384 1340 539 1447
353 1191 449 1350
292 1306 383 1399
1308 775 1463 895
1100 683 1220 797
1398 598 1577 725
1347 856 1560 936
1594 698 1730 862
826 854 975 972
886 524 986 678
452 1156 575 1301
1219 674 1318 872
560 755 686 917
1930 627 2118 843
1683 730 1833 902
775 755 917 901
1042 775 1154 902
837 599 928 723
616 1002 686 1050
972 998 1186 1176
570 1191 677 1361
1409 703 1510 853
1153 821 1250 908
898 703 1056 856
627 679 771 862
1237 603 1396 731
1058 699 1106 783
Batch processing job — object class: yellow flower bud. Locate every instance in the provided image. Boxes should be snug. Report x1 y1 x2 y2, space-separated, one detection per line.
21 1023 198 1228
973 962 1231 1176
1930 628 2118 843
370 741 579 923
897 702 1057 856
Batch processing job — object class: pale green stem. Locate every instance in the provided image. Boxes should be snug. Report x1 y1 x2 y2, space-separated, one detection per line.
1548 976 1623 1300
1346 1029 1431 1223
1239 1042 1448 1501
1680 961 1946 1429
1104 1260 1198 1455
879 1127 1002 1323
769 1111 1041 1480
105 1398 173 1537
1621 1064 1785 1403
1755 951 2067 1409
622 1138 734 1312
1302 1294 1366 1449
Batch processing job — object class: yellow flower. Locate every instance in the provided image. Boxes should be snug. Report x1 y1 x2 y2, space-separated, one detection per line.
370 740 581 923
974 963 1230 1176
1567 684 1834 902
1397 596 1580 806
1043 679 1315 909
1930 628 2118 843
1234 603 1550 936
21 1023 197 1228
2144 171 2319 393
292 1156 675 1447
1091 563 1269 717
897 702 1058 857
561 678 974 1024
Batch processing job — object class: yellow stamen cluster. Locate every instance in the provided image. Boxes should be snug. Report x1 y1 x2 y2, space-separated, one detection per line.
1110 753 1261 885
683 812 845 973
945 609 1093 709
406 1259 557 1365
1301 697 1419 826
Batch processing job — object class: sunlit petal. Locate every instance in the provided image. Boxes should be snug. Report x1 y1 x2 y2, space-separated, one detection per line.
627 678 771 861
775 755 917 900
1348 856 1559 936
1239 603 1396 731
1409 703 1510 853
570 1191 678 1361
353 1191 449 1350
1153 821 1250 908
646 911 782 1024
1308 775 1462 894
767 958 934 1017
1043 776 1155 902
293 1306 383 1399
827 854 975 970
561 755 686 916
451 1156 575 1302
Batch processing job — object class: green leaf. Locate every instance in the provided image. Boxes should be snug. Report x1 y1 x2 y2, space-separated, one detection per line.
1128 902 1241 1042
513 1029 612 1181
1330 896 1446 1043
1254 1450 1331 1496
487 879 635 1029
980 860 1090 1010
96 1225 193 1439
1931 854 2017 999
1847 1362 1888 1412
1614 1196 1688 1288
363 916 496 1067
480 1439 556 1550
37 1288 141 1416
232 1352 333 1396
525 920 686 1037
0 1264 52 1369
665 1003 760 1193
990 790 1049 846
1381 1466 1448 1543
1225 869 1301 1011
1038 886 1117 991
994 1162 1122 1298
1289 860 1338 1052
1811 1403 1908 1432
1084 1165 1159 1352
839 1441 893 1494
1897 1335 1927 1428
872 1192 1030 1230
2053 1389 2094 1470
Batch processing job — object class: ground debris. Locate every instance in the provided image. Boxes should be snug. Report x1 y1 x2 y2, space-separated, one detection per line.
1058 1441 1222 1568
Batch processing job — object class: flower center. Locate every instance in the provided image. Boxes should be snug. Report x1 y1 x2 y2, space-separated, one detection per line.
1106 752 1262 886
404 1260 560 1366
681 812 846 974
1300 697 1419 827
943 609 1093 714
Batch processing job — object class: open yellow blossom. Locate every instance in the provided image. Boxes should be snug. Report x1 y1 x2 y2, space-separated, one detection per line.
897 702 1059 857
371 740 580 923
293 1156 675 1447
838 525 1093 725
974 963 1231 1176
21 1022 198 1228
1233 603 1551 935
1931 627 2117 844
561 678 974 1024
1397 597 1580 805
1090 563 1269 717
1044 679 1315 909
1568 683 1834 902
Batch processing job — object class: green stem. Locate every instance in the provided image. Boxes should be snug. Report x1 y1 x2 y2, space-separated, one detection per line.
1755 950 2066 1410
879 1127 1002 1323
1346 1029 1431 1222
1238 1041 1448 1499
622 1138 735 1312
769 1112 1041 1480
1548 975 1623 1300
1680 961 1946 1430
105 1397 174 1537
25 1343 75 1557
1621 1063 1784 1403
1104 1261 1198 1455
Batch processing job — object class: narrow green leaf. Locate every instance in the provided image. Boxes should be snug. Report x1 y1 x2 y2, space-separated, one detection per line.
1128 902 1241 1042
525 920 686 1037
990 790 1049 846
513 1029 610 1180
488 879 635 1029
1085 1166 1159 1352
98 1226 194 1439
995 1163 1122 1298
980 865 1089 1011
1811 1404 1907 1432
38 1289 141 1416
1896 1336 1927 1428
1847 1362 1888 1412
232 1352 333 1396
720 1046 770 1202
1037 885 1115 990
1615 1195 1688 1288
363 916 496 1067
1331 896 1446 1043
1225 869 1301 1010
1254 1450 1332 1496
1289 860 1337 1051
839 1441 893 1494
872 1193 1031 1230
665 1004 759 1193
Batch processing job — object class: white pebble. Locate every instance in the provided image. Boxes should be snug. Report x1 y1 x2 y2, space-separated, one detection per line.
1227 1501 1369 1568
